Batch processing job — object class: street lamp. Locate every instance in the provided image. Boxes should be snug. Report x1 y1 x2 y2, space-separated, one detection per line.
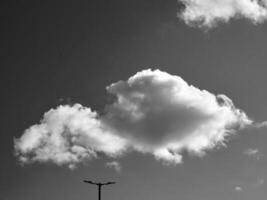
83 180 116 200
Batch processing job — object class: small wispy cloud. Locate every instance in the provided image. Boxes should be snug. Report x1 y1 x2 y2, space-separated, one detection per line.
252 121 267 128
177 0 267 28
234 178 264 192
14 69 252 169
106 161 121 172
255 178 265 187
243 148 263 160
234 186 243 191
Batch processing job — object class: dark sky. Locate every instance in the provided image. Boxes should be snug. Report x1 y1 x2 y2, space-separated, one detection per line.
1 0 267 200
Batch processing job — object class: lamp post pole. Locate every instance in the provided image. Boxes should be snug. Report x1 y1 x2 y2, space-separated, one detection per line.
83 180 116 200
98 184 101 200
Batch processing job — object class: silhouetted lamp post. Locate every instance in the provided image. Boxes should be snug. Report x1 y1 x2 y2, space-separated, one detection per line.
83 180 116 200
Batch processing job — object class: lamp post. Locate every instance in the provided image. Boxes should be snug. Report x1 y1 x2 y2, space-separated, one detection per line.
83 180 116 200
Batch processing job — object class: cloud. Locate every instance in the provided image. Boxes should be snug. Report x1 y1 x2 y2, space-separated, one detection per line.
235 178 264 191
14 105 127 169
243 148 263 160
106 161 121 172
255 178 265 187
234 186 243 191
14 69 252 168
252 120 267 128
103 69 251 163
178 0 267 28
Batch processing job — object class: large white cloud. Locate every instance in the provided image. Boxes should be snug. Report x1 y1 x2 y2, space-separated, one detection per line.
14 69 252 168
14 105 127 169
178 0 267 28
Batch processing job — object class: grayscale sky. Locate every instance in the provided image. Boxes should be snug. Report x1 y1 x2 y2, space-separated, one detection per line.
1 1 267 200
